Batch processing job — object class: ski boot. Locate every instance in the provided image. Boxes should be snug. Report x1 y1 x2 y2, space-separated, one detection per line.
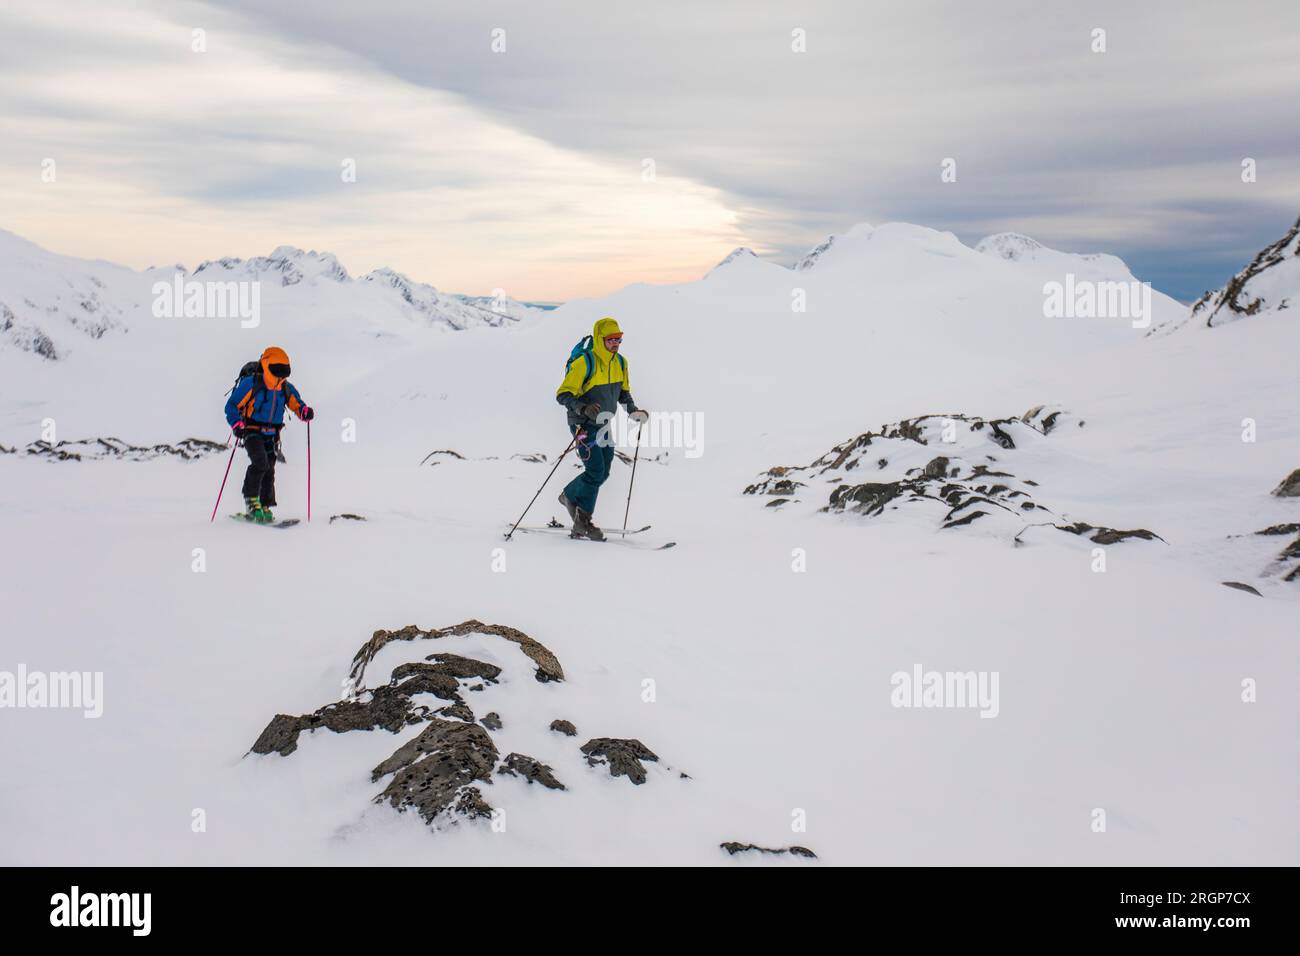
243 496 272 523
572 507 605 541
558 492 578 526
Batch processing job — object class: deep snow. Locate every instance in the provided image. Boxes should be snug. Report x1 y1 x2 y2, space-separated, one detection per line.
1 222 1297 865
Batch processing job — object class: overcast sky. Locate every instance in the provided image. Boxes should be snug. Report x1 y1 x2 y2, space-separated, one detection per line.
2 0 1297 300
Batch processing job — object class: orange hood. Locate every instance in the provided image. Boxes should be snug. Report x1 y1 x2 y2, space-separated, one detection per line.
261 346 290 391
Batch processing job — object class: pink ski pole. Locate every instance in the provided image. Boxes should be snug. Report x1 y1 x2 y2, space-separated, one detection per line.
210 439 238 522
306 419 312 523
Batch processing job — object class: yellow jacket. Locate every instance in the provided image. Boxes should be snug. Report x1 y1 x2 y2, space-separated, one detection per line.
556 317 639 427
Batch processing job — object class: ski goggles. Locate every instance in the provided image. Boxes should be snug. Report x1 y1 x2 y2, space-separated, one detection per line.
603 335 623 345
267 363 291 378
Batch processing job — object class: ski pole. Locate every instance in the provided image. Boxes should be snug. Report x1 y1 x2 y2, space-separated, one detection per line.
505 432 581 541
209 438 238 522
306 419 312 523
621 420 643 537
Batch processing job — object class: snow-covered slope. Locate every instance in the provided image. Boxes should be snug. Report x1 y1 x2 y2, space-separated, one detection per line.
2 220 1298 866
0 230 138 360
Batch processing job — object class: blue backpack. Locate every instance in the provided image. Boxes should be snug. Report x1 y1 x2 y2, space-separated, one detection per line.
566 335 625 389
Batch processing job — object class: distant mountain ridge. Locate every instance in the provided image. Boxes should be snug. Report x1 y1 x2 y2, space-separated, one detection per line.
709 221 1146 289
0 230 549 360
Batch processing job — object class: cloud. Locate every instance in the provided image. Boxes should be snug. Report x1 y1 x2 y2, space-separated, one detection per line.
0 0 745 299
207 0 1300 297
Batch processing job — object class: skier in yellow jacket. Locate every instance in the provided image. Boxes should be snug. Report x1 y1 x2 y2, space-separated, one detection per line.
555 317 648 539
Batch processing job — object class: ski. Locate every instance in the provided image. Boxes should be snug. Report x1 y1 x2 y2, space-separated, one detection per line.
507 522 674 549
230 515 301 529
512 518 652 535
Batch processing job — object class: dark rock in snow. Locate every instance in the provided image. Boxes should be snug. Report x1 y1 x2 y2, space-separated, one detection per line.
1271 469 1300 497
249 621 677 832
1 303 59 359
720 842 818 859
390 667 462 700
250 714 308 757
351 620 564 685
581 738 659 785
437 701 476 722
419 449 465 466
497 752 566 790
1255 523 1300 536
420 653 502 682
747 407 1162 548
1221 581 1262 596
371 719 499 823
24 436 226 462
250 680 439 757
923 456 950 478
1056 522 1164 545
1188 214 1299 328
828 481 901 516
251 626 541 757
943 510 989 529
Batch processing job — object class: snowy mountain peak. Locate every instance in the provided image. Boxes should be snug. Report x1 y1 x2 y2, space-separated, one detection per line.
975 231 1136 283
794 236 834 271
708 247 758 275
361 268 516 329
0 230 551 364
974 232 1044 262
1189 214 1299 328
793 223 877 271
193 247 350 286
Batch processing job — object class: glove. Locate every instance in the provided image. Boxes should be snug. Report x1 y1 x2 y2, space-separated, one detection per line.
629 409 649 425
299 405 315 422
578 403 601 420
231 421 246 436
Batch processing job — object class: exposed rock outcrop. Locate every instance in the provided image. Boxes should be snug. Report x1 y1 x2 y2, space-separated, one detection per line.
497 753 566 790
1271 469 1300 498
745 407 1161 546
250 622 564 828
349 620 565 685
249 621 675 832
720 842 818 859
371 719 499 823
23 436 227 462
1222 581 1262 597
1189 214 1299 327
1221 522 1300 593
1 303 58 360
580 738 659 785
